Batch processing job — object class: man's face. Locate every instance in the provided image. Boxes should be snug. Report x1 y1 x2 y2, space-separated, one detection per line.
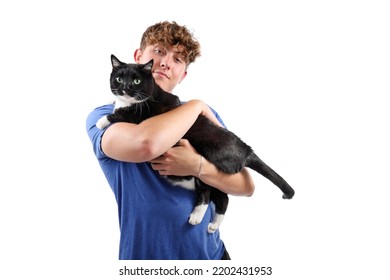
135 43 188 93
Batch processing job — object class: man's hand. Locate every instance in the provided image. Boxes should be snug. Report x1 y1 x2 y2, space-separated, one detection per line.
150 139 201 177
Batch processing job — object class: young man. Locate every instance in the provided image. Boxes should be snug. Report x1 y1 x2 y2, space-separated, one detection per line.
86 21 255 260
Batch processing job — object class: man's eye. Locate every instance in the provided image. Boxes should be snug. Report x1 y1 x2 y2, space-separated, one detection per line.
116 77 123 83
133 79 141 85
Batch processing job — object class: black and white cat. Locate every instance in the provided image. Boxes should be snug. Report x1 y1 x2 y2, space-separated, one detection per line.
97 55 295 233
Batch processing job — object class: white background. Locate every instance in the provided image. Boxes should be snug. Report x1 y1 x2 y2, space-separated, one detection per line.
1 0 389 279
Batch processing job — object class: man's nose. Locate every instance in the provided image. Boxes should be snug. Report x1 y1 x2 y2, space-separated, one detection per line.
160 58 170 69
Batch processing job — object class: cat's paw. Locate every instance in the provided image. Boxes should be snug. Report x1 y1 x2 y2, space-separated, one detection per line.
189 213 202 225
207 223 219 233
188 204 208 225
207 214 224 233
96 116 110 129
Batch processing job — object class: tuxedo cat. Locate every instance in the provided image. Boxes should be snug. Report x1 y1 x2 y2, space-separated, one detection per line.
97 55 295 233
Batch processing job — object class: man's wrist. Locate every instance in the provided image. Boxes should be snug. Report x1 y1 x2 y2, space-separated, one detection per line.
197 155 204 177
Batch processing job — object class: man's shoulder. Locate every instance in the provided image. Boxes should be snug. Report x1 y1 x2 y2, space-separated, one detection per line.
90 103 114 115
87 104 114 123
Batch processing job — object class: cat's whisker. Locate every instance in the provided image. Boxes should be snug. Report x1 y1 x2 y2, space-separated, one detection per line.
138 94 151 115
135 103 143 116
144 101 151 115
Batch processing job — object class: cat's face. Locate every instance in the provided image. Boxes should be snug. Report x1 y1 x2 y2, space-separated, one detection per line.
110 55 155 106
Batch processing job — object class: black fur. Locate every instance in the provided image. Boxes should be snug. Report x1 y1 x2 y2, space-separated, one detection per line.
97 55 295 232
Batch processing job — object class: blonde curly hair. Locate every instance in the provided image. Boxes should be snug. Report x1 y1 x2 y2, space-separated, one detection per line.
139 21 201 65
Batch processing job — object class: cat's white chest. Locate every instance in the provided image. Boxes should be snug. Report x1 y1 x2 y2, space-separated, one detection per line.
166 177 196 190
95 96 143 129
115 95 146 109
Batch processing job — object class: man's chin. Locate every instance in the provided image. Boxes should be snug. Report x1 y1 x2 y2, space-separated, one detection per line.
154 80 173 93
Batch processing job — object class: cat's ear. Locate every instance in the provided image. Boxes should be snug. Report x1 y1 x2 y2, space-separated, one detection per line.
111 54 123 68
143 59 154 72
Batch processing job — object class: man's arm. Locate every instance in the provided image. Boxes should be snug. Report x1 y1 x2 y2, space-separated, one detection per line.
198 158 255 196
101 100 221 163
150 139 255 196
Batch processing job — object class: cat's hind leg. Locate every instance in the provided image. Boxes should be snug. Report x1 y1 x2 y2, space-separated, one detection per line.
189 204 209 225
189 181 210 225
208 214 225 233
208 188 229 233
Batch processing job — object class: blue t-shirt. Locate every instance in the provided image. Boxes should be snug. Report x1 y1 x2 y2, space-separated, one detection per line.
86 104 226 260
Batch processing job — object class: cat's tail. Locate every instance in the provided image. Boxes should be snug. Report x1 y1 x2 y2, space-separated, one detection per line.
246 152 295 199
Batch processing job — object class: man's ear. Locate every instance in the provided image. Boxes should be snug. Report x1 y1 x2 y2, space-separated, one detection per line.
134 49 142 63
179 71 187 84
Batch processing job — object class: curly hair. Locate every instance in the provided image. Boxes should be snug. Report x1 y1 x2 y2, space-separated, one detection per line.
139 21 201 65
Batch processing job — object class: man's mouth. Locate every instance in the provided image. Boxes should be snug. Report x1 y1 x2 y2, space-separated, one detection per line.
153 71 169 79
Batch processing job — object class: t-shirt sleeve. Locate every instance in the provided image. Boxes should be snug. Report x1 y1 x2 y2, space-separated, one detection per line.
85 104 113 159
209 106 227 128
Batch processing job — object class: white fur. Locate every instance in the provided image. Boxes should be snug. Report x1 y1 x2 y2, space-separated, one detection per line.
114 94 147 109
95 95 149 129
189 204 208 225
167 177 195 190
96 116 110 129
208 214 225 233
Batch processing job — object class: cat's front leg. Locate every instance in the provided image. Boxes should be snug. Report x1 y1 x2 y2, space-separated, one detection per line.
96 115 111 129
96 112 129 129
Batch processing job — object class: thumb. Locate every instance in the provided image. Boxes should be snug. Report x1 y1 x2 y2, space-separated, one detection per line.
177 139 190 147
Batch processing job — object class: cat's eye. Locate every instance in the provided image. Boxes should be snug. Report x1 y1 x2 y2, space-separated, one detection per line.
116 77 123 83
133 79 141 85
